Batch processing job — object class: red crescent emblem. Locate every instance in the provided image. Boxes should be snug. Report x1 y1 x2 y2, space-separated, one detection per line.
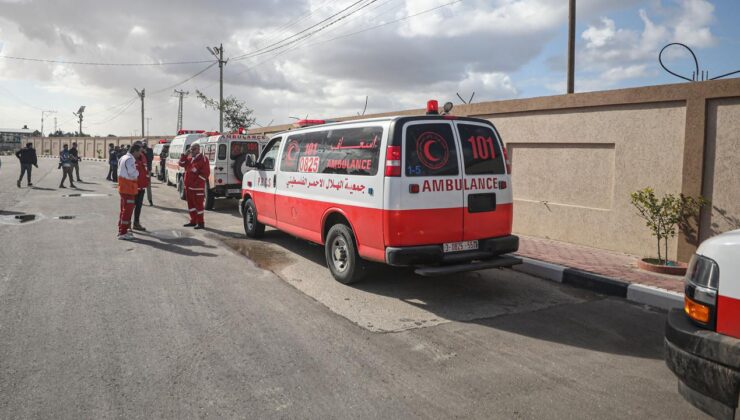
416 132 449 170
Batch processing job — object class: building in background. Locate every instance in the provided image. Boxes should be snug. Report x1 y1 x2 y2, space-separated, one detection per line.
0 126 34 152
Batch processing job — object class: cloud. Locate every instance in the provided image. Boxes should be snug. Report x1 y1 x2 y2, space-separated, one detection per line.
0 0 720 134
569 0 716 91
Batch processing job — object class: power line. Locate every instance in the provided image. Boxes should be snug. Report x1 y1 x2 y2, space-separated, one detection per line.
231 0 378 61
149 62 218 95
0 55 214 66
230 0 464 78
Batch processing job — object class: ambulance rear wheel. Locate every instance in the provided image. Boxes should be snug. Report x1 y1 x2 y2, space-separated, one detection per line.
177 177 186 200
204 184 215 210
325 224 365 284
243 199 265 238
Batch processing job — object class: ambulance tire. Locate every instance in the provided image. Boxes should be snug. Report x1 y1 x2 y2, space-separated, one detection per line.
325 224 365 284
204 184 215 210
177 177 186 200
243 199 265 238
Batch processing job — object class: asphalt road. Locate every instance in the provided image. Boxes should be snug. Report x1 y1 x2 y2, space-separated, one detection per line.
0 156 705 419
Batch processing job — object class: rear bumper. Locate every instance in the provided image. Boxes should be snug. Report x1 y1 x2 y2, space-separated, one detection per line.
212 184 242 198
664 309 740 419
385 235 519 267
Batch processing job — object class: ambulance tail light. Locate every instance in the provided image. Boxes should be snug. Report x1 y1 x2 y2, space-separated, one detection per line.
684 255 719 327
385 146 401 177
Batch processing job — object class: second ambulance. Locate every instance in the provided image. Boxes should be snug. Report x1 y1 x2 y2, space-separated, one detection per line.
240 100 520 283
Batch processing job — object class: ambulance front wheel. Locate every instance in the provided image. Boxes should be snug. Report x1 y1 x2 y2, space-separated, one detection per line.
325 224 365 284
243 198 265 238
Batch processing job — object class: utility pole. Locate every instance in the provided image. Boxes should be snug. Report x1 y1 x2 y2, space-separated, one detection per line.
567 0 576 94
174 89 188 132
134 88 145 139
145 117 151 137
41 110 56 137
207 44 227 132
73 106 86 136
54 117 57 134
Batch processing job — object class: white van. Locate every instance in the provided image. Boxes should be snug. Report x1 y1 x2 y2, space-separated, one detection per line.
240 101 520 283
165 130 207 199
193 133 268 209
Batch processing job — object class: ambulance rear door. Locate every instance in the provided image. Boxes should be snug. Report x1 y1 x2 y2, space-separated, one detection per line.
393 120 465 247
455 120 512 240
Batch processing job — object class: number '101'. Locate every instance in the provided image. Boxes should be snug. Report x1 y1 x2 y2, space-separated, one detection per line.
467 136 496 160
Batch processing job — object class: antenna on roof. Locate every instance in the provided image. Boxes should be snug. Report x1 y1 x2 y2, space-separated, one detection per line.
456 91 475 104
357 96 368 116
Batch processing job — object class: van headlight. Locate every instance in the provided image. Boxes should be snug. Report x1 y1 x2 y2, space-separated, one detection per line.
684 254 719 327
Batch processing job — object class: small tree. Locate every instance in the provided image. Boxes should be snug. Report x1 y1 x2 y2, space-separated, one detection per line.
630 187 707 264
195 90 256 132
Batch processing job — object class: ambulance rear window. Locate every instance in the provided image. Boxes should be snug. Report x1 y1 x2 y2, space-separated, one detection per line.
280 126 382 176
458 124 505 175
231 141 260 160
405 123 459 177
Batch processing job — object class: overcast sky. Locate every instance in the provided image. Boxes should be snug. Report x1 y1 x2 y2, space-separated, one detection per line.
0 0 738 136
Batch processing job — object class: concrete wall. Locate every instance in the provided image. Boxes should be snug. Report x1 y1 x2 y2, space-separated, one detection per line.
702 98 740 240
247 78 740 262
487 102 686 259
26 136 164 159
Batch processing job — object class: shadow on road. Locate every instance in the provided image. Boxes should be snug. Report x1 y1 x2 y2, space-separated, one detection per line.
31 187 56 191
0 210 26 215
224 228 667 360
132 237 218 257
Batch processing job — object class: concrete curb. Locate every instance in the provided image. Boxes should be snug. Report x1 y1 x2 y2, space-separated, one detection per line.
513 256 683 311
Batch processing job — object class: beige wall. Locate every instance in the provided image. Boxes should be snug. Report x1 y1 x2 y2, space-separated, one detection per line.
27 136 163 159
702 98 740 239
485 102 687 259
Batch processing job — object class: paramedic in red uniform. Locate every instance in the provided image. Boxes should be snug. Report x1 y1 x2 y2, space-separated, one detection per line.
179 142 210 229
132 141 149 231
117 143 141 240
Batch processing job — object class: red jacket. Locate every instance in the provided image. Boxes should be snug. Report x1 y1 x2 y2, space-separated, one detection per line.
136 153 149 189
179 152 210 189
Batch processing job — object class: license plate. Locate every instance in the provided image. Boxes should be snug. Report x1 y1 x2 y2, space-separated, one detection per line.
227 188 241 194
443 240 479 253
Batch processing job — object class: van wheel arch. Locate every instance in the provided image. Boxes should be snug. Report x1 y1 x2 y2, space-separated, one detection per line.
322 211 355 244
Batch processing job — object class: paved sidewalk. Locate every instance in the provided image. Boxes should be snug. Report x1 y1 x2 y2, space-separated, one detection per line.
516 235 685 294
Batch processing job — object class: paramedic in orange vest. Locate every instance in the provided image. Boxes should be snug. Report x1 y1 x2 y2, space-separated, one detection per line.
179 142 210 229
117 143 141 240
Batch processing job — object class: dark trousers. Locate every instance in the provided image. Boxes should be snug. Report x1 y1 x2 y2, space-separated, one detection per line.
18 164 32 184
60 166 75 187
134 189 145 224
107 165 118 181
73 162 81 181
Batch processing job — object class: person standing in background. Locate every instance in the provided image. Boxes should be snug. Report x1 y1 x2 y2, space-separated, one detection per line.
143 142 154 206
117 144 141 240
106 143 117 181
69 142 82 182
15 142 38 188
59 144 75 189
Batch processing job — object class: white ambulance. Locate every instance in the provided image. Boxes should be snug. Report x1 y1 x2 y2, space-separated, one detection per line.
240 100 520 284
665 229 740 419
191 133 268 209
164 130 208 199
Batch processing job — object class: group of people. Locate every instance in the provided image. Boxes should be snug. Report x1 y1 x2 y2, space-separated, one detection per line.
116 141 209 240
13 139 210 242
14 142 82 188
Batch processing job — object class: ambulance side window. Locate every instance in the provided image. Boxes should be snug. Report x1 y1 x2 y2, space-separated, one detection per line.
405 123 459 177
260 138 282 171
218 144 227 160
